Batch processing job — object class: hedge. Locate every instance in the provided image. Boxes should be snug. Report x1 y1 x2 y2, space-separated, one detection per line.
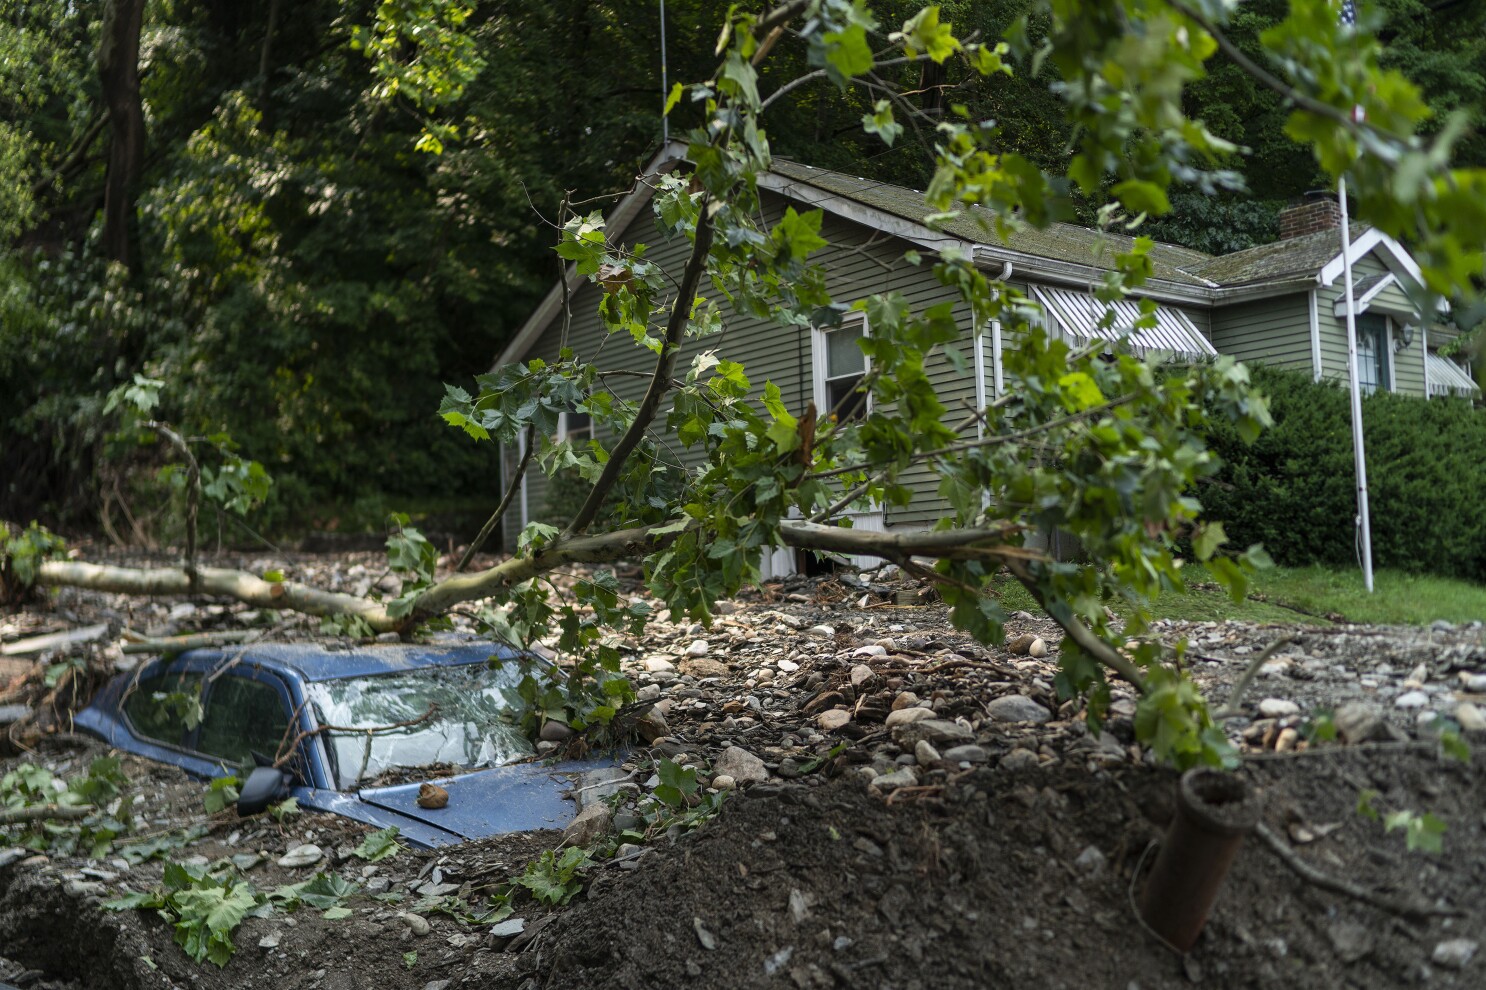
1199 365 1486 582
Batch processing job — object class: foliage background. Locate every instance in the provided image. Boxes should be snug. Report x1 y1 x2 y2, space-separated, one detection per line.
1 0 1483 535
1200 366 1486 583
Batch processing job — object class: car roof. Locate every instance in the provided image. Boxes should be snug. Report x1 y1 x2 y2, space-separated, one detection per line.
161 640 527 683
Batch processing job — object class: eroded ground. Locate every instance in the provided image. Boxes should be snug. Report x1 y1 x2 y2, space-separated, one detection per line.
2 550 1484 989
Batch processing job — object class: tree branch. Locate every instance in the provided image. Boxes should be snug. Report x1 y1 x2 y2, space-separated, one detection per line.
147 422 200 590
1004 558 1148 692
563 202 715 535
457 423 536 572
0 804 95 825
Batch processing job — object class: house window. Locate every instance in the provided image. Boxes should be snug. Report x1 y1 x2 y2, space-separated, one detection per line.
1355 314 1390 394
558 411 593 444
813 315 869 422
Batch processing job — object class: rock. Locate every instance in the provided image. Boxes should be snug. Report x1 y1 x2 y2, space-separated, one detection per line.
684 640 710 657
714 601 737 616
1455 702 1486 732
883 706 935 728
999 749 1039 772
817 710 852 732
788 888 812 924
1027 638 1049 658
536 740 559 756
258 931 282 949
276 844 323 868
894 718 974 749
424 981 452 990
870 767 919 791
1334 702 1403 744
65 879 105 897
635 683 662 702
1007 633 1038 656
539 720 573 742
644 656 677 673
561 803 612 848
1258 698 1300 718
489 918 525 939
985 695 1051 724
850 664 875 689
891 691 920 711
417 784 449 809
712 774 737 791
1459 672 1486 693
398 912 431 936
681 657 729 679
755 668 775 684
1394 690 1429 710
713 746 769 784
636 708 670 742
914 740 941 766
1073 846 1106 876
853 645 887 658
1432 939 1478 969
0 848 29 869
777 658 800 673
1274 727 1300 753
693 917 719 951
1405 663 1428 687
942 744 989 764
806 625 835 638
1327 921 1371 963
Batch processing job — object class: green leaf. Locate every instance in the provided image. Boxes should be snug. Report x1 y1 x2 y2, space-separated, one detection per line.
1192 522 1228 562
822 23 873 83
664 82 684 115
353 826 405 863
861 100 903 147
323 906 353 920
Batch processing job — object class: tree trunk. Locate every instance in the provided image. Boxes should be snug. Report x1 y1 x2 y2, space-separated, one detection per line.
97 0 146 273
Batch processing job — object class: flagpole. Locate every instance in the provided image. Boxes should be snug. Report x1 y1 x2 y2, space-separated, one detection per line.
1337 176 1374 593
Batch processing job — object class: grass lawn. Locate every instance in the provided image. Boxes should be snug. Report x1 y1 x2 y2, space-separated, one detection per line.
990 563 1486 627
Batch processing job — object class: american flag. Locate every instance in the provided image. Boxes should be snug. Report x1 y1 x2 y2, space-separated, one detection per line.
1339 0 1357 26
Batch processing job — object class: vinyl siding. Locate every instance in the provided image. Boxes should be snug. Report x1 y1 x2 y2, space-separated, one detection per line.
1208 294 1313 374
504 190 978 546
1324 254 1431 398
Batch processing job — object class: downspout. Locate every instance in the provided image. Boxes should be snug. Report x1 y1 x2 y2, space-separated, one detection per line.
1422 323 1430 399
992 262 1011 399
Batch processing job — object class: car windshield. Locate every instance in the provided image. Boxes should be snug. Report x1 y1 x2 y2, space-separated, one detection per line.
303 664 534 790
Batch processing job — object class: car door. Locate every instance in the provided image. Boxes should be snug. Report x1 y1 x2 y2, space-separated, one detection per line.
195 671 296 774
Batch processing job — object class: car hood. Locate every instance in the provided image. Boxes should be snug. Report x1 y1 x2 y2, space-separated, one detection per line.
355 759 605 839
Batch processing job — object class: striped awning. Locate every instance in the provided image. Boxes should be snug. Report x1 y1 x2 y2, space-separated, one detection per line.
1427 351 1480 398
1032 286 1216 361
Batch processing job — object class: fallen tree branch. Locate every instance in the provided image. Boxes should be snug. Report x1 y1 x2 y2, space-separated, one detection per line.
0 803 95 825
120 629 257 655
1216 635 1298 717
1004 558 1148 693
36 562 394 629
564 200 716 536
457 422 536 572
1254 821 1463 918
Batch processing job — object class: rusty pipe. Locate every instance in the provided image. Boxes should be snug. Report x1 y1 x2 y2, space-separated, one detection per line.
1138 768 1261 952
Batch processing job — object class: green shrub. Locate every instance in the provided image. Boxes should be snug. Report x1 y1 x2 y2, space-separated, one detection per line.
1201 366 1486 582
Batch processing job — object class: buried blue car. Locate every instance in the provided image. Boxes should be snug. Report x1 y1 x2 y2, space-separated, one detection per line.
75 640 613 847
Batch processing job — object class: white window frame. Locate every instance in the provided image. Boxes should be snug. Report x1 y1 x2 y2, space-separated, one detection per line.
812 311 871 422
556 410 594 445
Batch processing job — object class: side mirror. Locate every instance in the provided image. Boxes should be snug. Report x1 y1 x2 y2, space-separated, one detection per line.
237 765 290 816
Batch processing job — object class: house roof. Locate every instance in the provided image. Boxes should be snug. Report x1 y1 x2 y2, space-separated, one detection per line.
1182 223 1369 286
497 148 1437 367
767 160 1218 288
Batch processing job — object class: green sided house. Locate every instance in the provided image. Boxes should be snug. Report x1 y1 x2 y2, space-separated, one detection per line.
493 148 1478 571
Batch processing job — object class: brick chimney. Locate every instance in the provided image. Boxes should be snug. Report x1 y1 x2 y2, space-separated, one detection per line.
1278 192 1343 240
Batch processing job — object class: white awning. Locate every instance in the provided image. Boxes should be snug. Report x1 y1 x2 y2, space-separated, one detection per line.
1032 285 1217 361
1427 351 1480 398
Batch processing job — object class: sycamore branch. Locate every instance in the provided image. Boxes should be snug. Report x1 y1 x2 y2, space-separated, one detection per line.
457 423 536 572
148 422 201 589
0 804 95 825
1004 557 1148 693
565 205 716 535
